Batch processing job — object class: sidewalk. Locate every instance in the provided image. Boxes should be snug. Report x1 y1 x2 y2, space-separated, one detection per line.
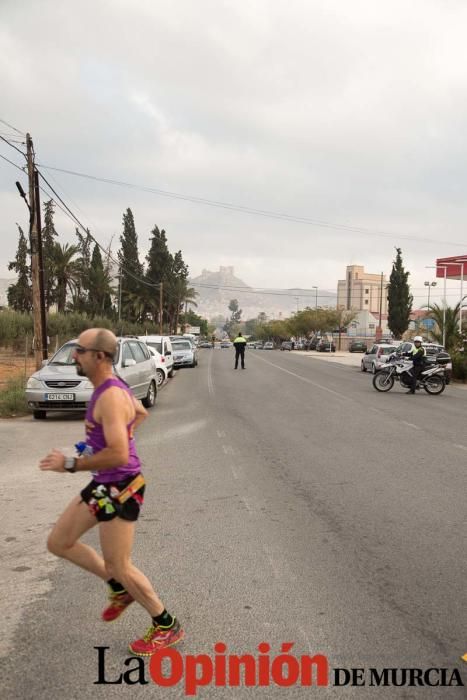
291 349 362 368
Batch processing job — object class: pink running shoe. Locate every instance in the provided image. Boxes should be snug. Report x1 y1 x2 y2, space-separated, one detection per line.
129 619 184 656
102 590 134 622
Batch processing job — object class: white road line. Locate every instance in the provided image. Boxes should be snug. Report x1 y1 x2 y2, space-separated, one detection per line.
207 350 215 396
222 444 234 455
299 625 314 655
250 353 353 401
216 429 226 438
230 464 239 480
454 444 467 451
402 421 420 430
263 545 280 579
241 496 252 513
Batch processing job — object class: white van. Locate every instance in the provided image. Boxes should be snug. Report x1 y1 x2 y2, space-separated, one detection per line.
138 336 175 378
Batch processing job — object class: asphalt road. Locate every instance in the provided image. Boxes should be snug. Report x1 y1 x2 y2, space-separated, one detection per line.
1 349 466 698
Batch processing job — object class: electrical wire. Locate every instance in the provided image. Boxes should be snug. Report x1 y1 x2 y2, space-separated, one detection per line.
0 134 26 158
2 149 464 306
0 118 25 136
37 163 466 249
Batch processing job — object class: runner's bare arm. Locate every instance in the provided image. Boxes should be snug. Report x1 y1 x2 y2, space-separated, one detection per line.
75 388 130 471
132 395 148 429
39 388 139 473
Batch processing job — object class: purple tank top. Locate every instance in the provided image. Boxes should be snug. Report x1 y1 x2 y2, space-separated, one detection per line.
84 377 141 483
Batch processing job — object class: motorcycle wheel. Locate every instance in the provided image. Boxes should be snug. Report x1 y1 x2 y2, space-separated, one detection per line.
423 375 445 395
372 371 394 392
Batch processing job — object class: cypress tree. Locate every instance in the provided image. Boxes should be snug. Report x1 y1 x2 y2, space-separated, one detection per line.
387 248 413 339
117 208 143 319
42 200 59 310
7 225 32 312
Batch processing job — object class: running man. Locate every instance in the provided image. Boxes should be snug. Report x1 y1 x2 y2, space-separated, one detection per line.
39 328 184 656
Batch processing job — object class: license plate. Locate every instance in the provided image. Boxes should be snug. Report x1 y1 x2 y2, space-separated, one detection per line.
45 393 75 401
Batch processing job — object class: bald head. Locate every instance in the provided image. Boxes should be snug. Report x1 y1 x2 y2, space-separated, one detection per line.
78 328 117 359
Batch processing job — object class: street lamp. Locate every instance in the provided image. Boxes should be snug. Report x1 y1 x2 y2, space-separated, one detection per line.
426 265 448 346
424 280 437 308
312 286 318 309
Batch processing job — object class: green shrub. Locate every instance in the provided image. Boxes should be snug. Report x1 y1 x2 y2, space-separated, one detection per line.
452 352 467 382
0 375 29 417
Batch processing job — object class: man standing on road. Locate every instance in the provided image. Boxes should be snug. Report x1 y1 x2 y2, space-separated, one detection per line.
39 328 184 657
233 332 247 369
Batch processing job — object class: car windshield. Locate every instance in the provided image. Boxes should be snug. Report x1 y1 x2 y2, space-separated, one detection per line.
381 346 397 354
172 341 192 350
49 343 77 365
147 342 162 354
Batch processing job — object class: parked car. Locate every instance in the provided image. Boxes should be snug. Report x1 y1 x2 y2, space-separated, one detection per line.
349 340 367 353
220 340 232 348
281 341 293 351
171 338 198 368
395 341 452 384
199 341 213 348
263 341 274 350
317 340 336 352
294 341 305 350
361 343 398 373
246 342 256 349
254 342 264 349
307 336 321 351
146 346 168 387
26 336 158 419
138 335 175 378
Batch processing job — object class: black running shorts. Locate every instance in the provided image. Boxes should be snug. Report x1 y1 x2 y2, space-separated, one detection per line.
80 474 145 522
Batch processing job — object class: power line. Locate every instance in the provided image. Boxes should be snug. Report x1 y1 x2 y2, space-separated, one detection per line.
36 170 187 305
37 162 466 249
0 118 25 136
0 134 27 158
0 151 25 171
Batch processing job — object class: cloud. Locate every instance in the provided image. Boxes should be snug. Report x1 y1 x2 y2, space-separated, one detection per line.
1 0 466 308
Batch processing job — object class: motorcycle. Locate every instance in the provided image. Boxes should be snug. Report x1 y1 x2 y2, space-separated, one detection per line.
372 356 446 394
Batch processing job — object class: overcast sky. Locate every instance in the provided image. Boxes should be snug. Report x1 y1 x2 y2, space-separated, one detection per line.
1 0 466 310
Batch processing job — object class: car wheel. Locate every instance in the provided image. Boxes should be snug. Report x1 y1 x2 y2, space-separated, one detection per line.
142 380 157 408
168 368 175 378
361 361 367 372
156 369 165 388
33 410 47 419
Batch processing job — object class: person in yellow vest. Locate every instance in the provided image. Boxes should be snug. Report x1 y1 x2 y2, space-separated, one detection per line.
233 333 247 369
406 336 426 394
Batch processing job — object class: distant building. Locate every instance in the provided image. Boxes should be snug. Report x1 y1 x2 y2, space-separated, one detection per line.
337 265 388 316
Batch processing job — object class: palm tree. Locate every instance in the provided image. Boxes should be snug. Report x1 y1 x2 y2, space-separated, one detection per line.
52 243 80 313
426 302 461 350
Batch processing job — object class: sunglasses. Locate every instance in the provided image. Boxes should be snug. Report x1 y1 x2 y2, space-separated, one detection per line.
74 346 113 358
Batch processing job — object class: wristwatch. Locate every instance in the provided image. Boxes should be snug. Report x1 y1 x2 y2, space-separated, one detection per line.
64 457 77 473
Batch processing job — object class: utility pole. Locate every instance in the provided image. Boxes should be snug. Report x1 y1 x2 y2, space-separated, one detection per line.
376 271 384 342
26 134 46 369
159 282 163 334
118 265 122 323
34 170 48 361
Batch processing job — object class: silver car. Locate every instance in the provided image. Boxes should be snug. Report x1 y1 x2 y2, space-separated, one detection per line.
361 343 398 374
171 339 198 368
25 337 158 419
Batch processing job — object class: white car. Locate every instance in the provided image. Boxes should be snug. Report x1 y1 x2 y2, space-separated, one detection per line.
138 335 175 379
147 346 168 388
